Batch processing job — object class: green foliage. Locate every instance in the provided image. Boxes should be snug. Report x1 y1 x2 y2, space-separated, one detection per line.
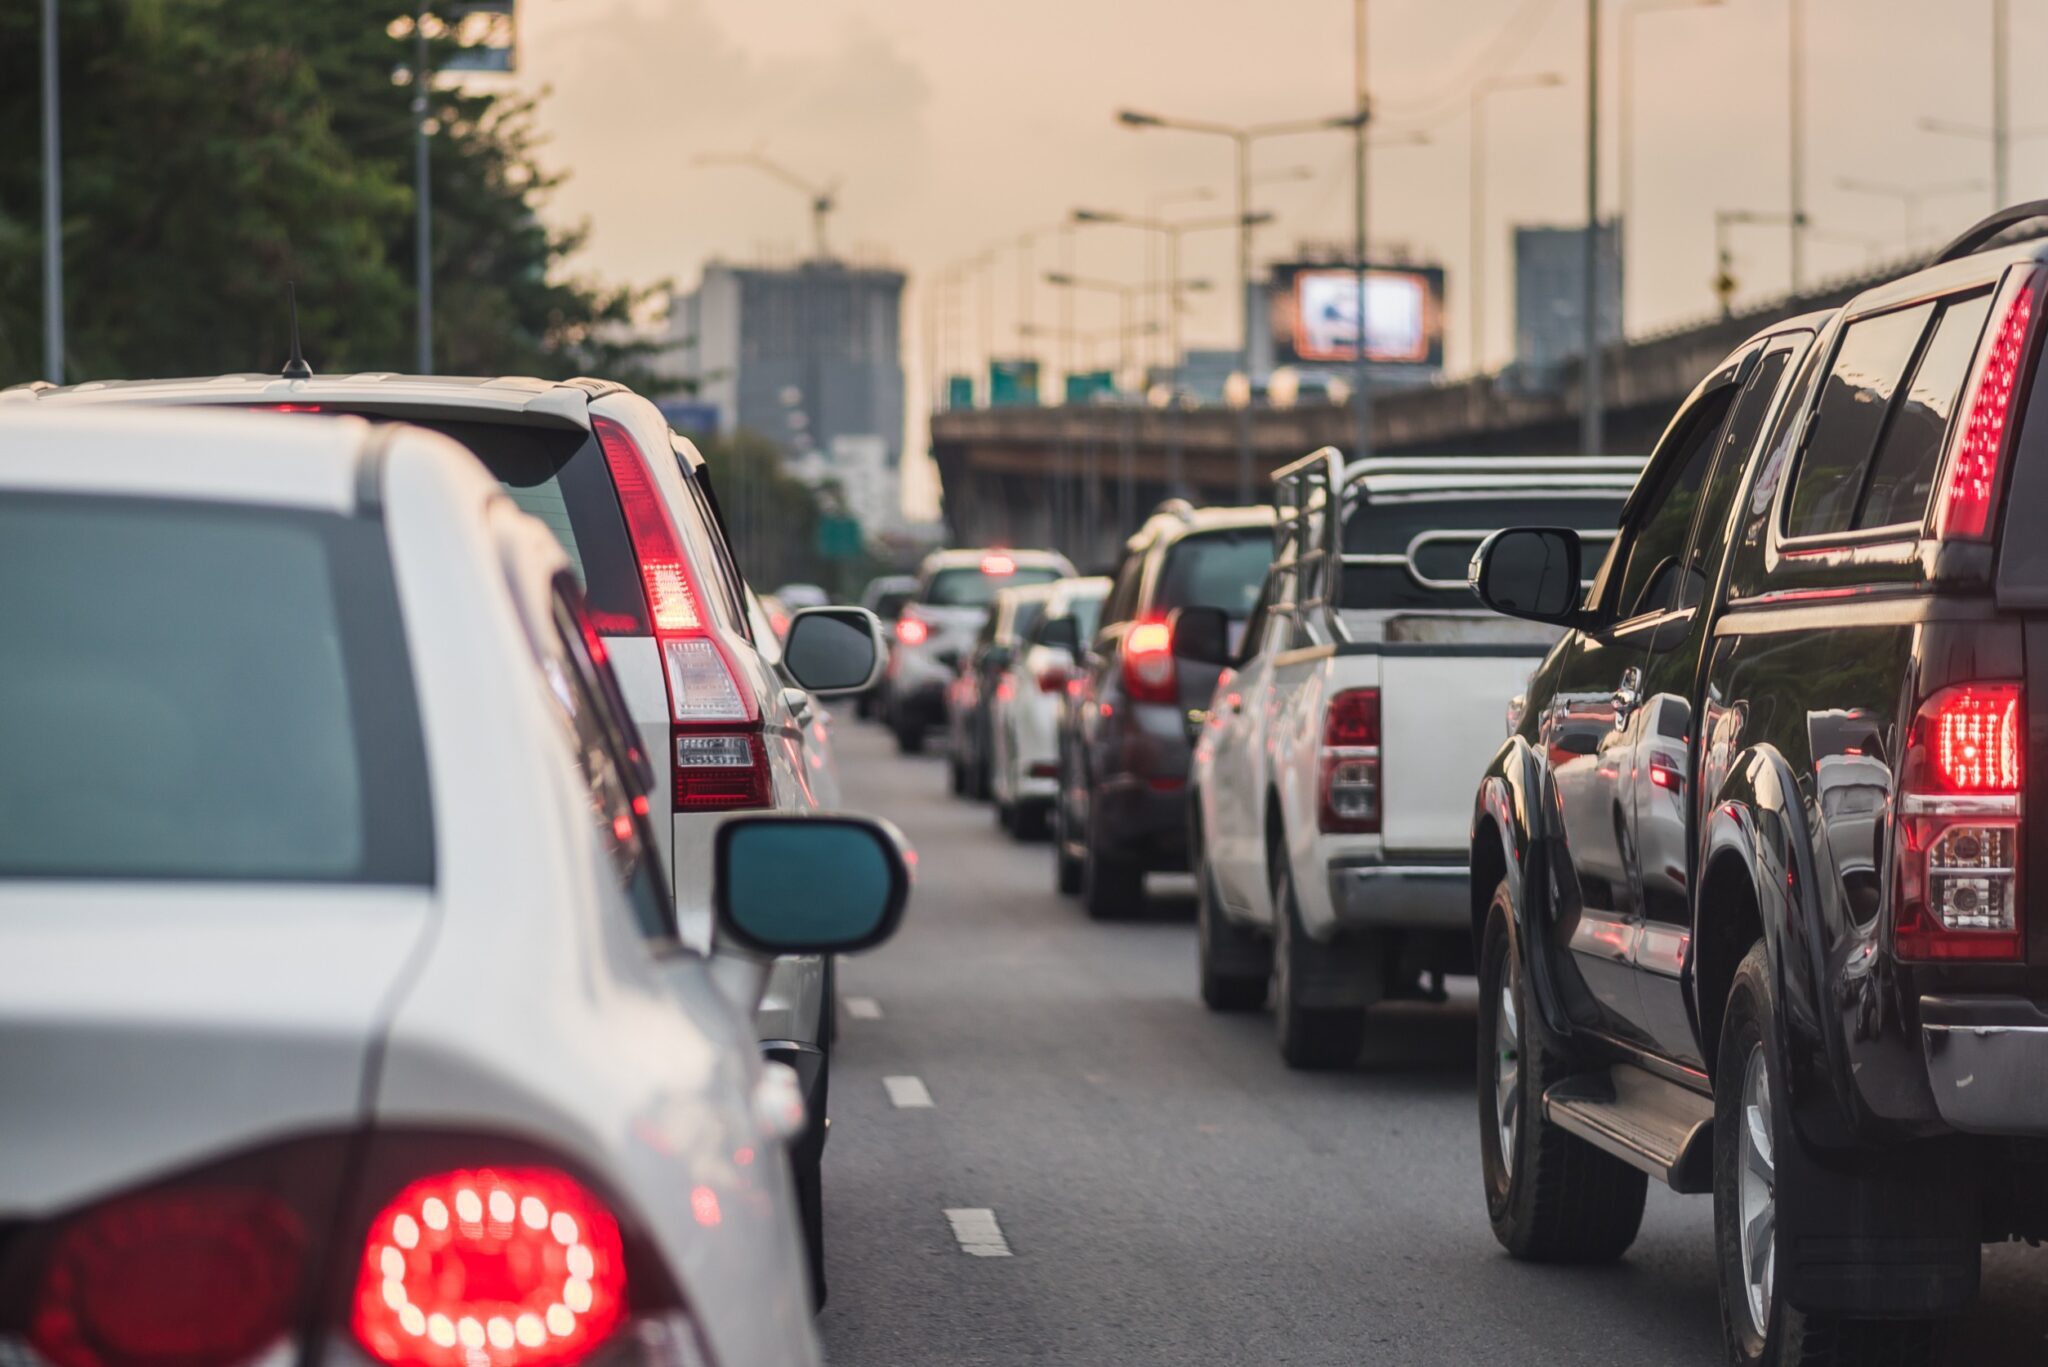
0 1 657 386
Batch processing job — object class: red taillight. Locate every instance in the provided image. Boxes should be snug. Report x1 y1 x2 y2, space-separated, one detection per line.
350 1168 626 1367
1648 755 1686 795
1318 688 1381 834
895 616 929 647
1896 682 2024 961
594 417 767 813
1938 277 2037 541
1036 664 1071 694
1122 615 1176 703
31 1188 307 1367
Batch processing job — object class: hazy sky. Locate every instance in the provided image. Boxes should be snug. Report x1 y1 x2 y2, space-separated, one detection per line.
508 0 2034 511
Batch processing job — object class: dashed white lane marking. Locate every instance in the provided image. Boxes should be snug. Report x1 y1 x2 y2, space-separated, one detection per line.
944 1207 1013 1257
845 996 883 1020
883 1075 934 1108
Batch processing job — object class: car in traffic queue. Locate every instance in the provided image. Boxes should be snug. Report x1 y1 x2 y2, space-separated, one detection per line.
1055 502 1275 917
0 406 912 1367
1181 453 1638 1068
882 547 1075 754
0 370 880 1304
944 581 1054 801
854 574 919 720
990 576 1111 842
1465 202 2048 1367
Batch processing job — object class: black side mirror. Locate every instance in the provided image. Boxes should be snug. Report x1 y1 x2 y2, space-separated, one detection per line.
1470 528 1584 626
783 606 887 695
1169 605 1229 666
1036 615 1080 652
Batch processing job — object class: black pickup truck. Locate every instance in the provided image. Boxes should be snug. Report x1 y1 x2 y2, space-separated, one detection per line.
1467 203 2048 1367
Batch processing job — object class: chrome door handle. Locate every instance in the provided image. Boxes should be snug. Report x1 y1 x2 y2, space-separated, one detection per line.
1611 667 1643 727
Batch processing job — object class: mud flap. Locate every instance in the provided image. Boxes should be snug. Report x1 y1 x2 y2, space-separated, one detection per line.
1776 1132 1980 1318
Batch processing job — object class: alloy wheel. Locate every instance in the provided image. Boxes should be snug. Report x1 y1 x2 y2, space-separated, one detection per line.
1737 1042 1776 1340
1494 967 1520 1179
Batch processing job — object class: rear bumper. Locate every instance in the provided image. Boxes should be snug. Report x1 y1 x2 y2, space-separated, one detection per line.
1921 995 2048 1134
1327 855 1469 932
1093 775 1189 869
890 682 947 730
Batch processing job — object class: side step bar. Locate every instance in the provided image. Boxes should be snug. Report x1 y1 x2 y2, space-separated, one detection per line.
1543 1065 1715 1194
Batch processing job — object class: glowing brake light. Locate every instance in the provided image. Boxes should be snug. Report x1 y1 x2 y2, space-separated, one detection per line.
1896 682 2024 961
593 417 767 812
981 553 1017 576
1938 276 2037 541
350 1168 626 1367
896 615 930 647
1121 615 1177 703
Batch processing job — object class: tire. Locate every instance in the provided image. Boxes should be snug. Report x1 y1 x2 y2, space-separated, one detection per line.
947 750 968 796
1198 853 1268 1011
1272 855 1367 1069
1082 794 1144 920
894 712 925 755
1054 788 1084 894
1711 943 1939 1367
995 798 1016 833
1013 801 1050 842
1477 881 1647 1261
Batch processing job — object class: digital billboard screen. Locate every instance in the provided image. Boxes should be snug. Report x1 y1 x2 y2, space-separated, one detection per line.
1269 263 1445 371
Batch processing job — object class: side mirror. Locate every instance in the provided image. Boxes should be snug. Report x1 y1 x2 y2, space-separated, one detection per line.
1470 528 1584 626
714 814 911 955
782 606 886 696
1035 616 1080 652
1169 605 1229 666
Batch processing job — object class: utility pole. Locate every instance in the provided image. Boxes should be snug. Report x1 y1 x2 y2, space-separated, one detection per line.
1994 0 2011 208
414 4 434 373
41 0 62 383
1582 0 1604 456
1788 0 1806 292
1353 0 1372 466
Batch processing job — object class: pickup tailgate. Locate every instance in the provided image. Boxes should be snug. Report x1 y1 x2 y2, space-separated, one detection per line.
1378 615 1561 852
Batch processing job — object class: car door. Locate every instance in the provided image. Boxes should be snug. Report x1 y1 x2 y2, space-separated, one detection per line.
1208 565 1293 918
1620 337 1804 1065
1541 372 1740 1044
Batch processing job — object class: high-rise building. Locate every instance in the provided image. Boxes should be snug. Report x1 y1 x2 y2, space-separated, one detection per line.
663 260 907 527
1513 220 1624 375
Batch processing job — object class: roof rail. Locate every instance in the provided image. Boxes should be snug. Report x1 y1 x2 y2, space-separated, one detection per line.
1935 200 2048 265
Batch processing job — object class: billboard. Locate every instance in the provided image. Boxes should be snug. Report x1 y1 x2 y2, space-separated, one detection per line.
989 358 1040 408
1268 263 1445 372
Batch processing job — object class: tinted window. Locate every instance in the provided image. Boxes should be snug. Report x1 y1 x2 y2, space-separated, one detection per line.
875 590 913 619
1065 596 1104 641
1784 304 1935 538
1342 496 1626 611
1103 553 1145 626
1154 530 1276 619
1007 599 1047 642
410 419 651 635
1856 292 1993 529
0 495 432 883
1677 346 1796 610
926 565 1062 607
1615 391 1734 619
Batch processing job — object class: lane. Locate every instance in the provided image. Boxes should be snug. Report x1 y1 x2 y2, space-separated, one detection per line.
814 719 2048 1365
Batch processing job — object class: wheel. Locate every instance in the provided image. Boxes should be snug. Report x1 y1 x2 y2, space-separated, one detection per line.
995 798 1016 833
855 691 874 721
1054 787 1084 894
970 728 993 800
1198 852 1268 1011
1711 943 1938 1367
893 710 925 755
947 749 968 796
1477 881 1647 1261
1081 793 1144 920
1271 855 1367 1069
1013 801 1050 842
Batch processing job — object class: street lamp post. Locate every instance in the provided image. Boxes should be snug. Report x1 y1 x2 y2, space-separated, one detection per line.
1619 0 1721 336
1117 104 1369 500
40 0 61 383
1835 176 1991 254
414 4 434 373
1713 208 1809 316
1583 0 1604 456
1788 0 1806 292
1470 73 1564 373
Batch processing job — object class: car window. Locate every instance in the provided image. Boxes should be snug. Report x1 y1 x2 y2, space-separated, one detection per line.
1675 344 1797 611
674 450 755 642
1009 598 1047 642
875 590 913 619
1103 553 1146 627
1614 389 1735 620
0 494 433 884
1784 303 1936 538
1854 292 1993 530
548 584 673 941
1341 496 1626 611
1153 529 1276 620
403 418 650 635
926 565 1062 607
1064 595 1104 641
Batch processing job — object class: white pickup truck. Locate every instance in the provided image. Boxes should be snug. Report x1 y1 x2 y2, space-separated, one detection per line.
1182 450 1641 1068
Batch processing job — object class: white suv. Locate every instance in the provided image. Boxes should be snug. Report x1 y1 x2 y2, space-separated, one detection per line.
0 372 880 1301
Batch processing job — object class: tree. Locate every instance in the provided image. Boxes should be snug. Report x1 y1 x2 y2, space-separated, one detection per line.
0 1 656 386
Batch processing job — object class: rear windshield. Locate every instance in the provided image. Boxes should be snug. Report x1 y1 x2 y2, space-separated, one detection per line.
1007 599 1047 642
925 565 1063 606
1065 596 1105 641
0 494 433 883
874 590 913 619
1155 529 1275 619
1341 495 1625 610
404 419 651 636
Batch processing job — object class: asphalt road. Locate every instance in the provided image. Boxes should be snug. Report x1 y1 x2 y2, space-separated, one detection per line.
814 719 2048 1366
